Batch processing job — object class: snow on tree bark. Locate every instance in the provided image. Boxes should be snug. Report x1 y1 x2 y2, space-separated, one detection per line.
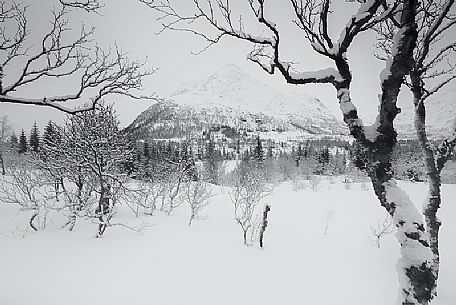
383 180 435 304
410 73 442 296
332 1 436 303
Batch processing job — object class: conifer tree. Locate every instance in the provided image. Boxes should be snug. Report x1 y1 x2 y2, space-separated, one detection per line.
296 144 303 167
205 136 220 184
252 136 264 164
42 121 60 148
316 147 331 175
333 150 347 175
29 122 40 153
143 142 150 161
181 142 198 181
235 139 240 155
18 130 27 154
9 134 18 148
139 141 151 177
148 142 161 177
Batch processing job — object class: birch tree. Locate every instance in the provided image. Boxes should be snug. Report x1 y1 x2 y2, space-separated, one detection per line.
0 156 54 231
141 1 436 303
38 122 96 231
40 102 131 236
409 3 456 295
184 179 214 226
376 0 456 296
0 0 154 114
67 103 131 237
229 160 272 246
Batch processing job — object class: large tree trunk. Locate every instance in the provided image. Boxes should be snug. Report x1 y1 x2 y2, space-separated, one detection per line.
335 1 436 302
412 79 442 296
370 166 435 304
422 187 441 297
337 85 436 303
361 105 436 304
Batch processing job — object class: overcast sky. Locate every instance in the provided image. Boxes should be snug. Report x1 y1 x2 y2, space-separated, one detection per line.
2 0 454 135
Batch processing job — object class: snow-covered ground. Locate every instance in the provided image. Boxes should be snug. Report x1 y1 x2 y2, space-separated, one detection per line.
0 180 455 305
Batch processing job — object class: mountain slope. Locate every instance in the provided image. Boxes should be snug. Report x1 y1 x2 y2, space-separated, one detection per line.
395 98 456 139
126 64 347 140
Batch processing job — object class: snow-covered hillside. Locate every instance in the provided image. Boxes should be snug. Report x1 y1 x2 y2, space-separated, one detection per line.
0 180 455 305
125 65 347 139
395 98 456 139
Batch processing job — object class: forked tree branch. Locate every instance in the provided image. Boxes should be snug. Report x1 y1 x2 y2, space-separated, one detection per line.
0 0 156 114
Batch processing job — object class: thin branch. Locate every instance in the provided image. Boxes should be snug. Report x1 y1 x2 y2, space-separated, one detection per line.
58 0 104 12
0 1 155 113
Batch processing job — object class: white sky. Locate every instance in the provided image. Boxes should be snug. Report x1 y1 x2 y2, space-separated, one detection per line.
2 0 453 135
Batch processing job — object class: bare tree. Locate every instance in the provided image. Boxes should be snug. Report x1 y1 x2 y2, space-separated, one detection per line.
125 179 161 217
141 1 436 303
153 142 197 216
184 178 214 226
309 175 322 191
147 183 165 214
0 157 55 231
409 1 456 294
0 0 155 114
46 102 133 236
376 0 456 295
229 161 272 245
164 160 188 216
39 138 98 231
121 170 174 218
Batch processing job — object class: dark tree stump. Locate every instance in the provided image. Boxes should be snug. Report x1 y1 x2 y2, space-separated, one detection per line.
259 204 271 249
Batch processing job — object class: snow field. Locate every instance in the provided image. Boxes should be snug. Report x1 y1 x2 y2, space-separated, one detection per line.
0 180 455 305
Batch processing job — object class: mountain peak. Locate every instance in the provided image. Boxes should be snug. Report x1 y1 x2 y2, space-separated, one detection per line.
211 64 251 79
199 64 256 92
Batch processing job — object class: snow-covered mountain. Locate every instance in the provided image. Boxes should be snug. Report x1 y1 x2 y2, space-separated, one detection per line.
395 97 456 139
126 64 347 140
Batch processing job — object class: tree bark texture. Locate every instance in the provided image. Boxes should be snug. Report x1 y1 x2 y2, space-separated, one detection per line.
335 2 435 302
411 71 442 296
